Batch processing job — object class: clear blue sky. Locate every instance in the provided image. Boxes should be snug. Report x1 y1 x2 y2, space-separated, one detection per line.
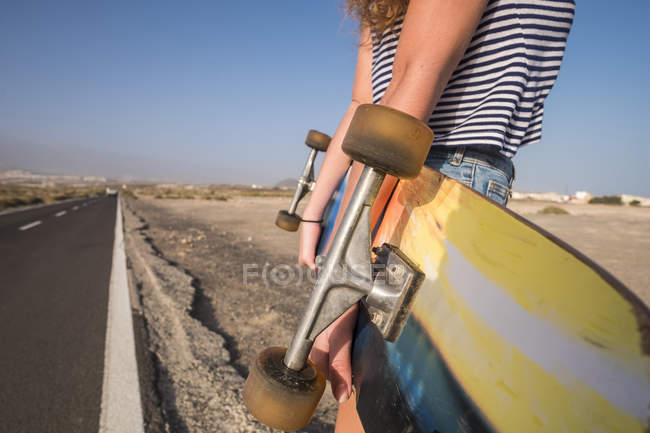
1 0 648 196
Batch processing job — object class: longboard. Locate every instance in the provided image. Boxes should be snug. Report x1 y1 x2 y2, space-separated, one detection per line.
323 166 650 433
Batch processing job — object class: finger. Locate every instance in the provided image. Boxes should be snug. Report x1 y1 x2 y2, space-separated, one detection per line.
328 332 353 403
308 332 330 377
327 307 358 403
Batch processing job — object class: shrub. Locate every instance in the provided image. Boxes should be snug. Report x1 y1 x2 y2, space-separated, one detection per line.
588 195 623 205
238 190 293 198
630 200 641 207
538 206 569 215
121 189 137 199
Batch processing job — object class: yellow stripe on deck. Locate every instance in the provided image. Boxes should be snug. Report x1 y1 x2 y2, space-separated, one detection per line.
414 276 643 433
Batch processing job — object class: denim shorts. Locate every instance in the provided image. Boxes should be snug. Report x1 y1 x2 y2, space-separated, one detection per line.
424 146 515 206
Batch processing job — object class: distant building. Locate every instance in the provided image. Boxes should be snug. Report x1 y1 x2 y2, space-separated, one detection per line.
621 194 650 207
0 169 106 185
0 170 46 181
82 176 107 183
571 190 593 203
511 191 565 203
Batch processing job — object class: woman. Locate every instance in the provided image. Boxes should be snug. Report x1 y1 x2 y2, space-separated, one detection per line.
298 0 575 430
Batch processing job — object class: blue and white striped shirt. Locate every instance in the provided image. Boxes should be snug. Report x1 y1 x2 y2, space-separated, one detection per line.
371 0 575 157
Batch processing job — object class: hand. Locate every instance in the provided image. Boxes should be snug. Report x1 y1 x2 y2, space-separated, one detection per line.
298 220 322 270
299 219 357 403
308 304 358 403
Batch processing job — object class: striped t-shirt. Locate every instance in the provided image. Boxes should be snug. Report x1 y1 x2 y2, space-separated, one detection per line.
371 0 575 158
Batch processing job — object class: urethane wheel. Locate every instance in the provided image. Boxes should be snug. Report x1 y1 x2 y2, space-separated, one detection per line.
243 347 326 431
305 130 331 152
275 210 301 232
342 104 434 179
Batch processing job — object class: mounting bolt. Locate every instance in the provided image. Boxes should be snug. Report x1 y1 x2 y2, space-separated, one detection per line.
389 264 406 284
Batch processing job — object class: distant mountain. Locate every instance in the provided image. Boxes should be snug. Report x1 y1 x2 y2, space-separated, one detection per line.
275 178 298 189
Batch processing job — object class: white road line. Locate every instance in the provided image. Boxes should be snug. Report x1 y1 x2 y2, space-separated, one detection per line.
19 221 42 231
72 206 79 211
99 200 144 433
0 197 82 217
55 211 66 217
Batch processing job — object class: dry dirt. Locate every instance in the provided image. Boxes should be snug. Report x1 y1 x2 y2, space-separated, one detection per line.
122 195 649 433
122 196 337 433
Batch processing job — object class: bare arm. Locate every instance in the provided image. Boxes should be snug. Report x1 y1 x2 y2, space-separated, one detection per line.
304 0 487 232
300 28 374 222
381 0 488 118
302 0 490 408
312 0 488 221
371 0 489 211
298 28 373 268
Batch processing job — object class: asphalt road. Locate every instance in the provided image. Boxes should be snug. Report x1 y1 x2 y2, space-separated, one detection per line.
0 196 116 433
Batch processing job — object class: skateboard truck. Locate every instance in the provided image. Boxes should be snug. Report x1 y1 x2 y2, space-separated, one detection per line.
244 105 433 431
312 244 424 341
366 244 425 341
276 130 331 232
282 168 425 369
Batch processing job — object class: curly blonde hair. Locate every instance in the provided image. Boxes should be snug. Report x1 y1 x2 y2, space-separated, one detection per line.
345 0 409 36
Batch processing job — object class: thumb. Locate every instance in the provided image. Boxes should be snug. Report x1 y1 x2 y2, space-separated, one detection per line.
327 307 358 403
328 332 353 403
308 332 329 380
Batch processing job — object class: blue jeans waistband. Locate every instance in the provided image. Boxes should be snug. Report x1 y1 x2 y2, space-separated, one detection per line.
426 146 515 180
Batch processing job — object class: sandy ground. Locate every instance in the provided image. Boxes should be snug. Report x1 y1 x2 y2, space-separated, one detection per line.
507 201 650 304
123 196 337 433
122 195 649 433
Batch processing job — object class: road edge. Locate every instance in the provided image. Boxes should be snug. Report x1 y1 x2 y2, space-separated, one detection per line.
99 197 145 433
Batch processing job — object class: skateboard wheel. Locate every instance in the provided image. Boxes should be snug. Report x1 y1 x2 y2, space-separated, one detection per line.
243 347 325 431
342 104 434 179
275 210 301 232
305 130 331 152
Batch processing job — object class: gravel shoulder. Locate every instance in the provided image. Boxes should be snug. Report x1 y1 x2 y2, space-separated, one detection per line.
122 196 337 433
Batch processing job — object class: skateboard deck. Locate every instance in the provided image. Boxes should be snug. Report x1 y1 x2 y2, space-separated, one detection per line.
325 166 650 433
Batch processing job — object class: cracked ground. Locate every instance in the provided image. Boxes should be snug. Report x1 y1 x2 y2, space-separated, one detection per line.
122 196 338 433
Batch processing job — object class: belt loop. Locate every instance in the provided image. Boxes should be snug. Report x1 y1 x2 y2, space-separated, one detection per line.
450 146 465 166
